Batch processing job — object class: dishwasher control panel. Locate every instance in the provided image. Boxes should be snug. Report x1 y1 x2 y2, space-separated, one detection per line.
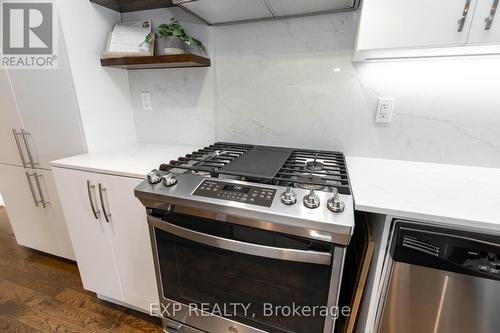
393 221 500 281
193 180 277 207
449 248 500 276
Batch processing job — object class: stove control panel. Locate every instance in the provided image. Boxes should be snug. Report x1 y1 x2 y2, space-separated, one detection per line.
193 180 277 207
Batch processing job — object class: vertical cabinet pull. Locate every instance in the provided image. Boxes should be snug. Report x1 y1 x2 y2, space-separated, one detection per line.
25 171 48 208
86 181 101 219
458 0 472 32
12 129 27 168
485 0 499 30
20 129 38 168
33 173 49 208
98 183 112 223
25 172 39 207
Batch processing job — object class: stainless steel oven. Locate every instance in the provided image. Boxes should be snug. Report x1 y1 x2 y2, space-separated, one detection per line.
147 207 346 333
135 143 358 333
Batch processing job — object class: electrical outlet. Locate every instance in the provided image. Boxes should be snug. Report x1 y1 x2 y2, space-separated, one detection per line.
141 92 153 111
375 98 395 123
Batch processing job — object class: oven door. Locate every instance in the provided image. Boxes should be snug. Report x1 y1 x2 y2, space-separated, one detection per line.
148 210 341 333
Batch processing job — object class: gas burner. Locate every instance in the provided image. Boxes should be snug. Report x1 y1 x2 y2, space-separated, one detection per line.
189 170 212 177
305 160 324 172
294 182 330 192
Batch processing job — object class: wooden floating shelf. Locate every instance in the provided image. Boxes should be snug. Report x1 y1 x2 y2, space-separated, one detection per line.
100 54 211 70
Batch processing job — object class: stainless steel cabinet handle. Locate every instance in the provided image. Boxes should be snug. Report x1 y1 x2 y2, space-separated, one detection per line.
25 172 39 207
458 0 472 32
98 183 111 223
86 181 101 219
148 215 332 265
33 172 49 208
12 129 27 168
20 129 38 168
485 0 499 30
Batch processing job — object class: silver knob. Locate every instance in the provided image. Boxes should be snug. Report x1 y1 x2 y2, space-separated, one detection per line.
280 186 297 205
161 173 178 187
147 169 162 184
327 190 345 213
303 190 320 209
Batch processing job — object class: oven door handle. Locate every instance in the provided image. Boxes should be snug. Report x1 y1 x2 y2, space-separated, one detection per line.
148 216 332 266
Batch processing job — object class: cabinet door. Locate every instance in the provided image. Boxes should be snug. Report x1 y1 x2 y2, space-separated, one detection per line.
468 0 500 44
52 167 122 301
0 66 24 167
37 169 75 260
7 33 86 170
357 0 478 50
0 165 60 255
98 174 159 311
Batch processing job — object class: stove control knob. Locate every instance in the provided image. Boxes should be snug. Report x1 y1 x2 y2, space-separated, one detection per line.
303 190 320 209
161 173 178 187
327 190 345 213
147 169 162 184
280 186 297 205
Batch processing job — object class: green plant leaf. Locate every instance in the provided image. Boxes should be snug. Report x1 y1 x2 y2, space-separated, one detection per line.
149 17 207 53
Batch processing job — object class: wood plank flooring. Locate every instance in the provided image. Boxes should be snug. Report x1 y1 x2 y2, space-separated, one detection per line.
0 207 163 333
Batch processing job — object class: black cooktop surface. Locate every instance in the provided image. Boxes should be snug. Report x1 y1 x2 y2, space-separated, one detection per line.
218 146 293 180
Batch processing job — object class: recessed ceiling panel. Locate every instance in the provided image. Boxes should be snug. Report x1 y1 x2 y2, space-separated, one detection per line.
267 0 355 17
179 0 273 25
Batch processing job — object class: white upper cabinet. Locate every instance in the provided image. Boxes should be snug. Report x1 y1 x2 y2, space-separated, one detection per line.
355 0 500 60
0 67 24 167
468 0 500 44
7 33 86 170
356 0 477 51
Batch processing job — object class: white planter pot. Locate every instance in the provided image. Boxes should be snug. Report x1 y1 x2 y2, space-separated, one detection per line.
163 47 186 55
157 37 185 55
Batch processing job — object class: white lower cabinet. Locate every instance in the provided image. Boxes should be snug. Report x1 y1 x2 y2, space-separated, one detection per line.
52 167 158 312
0 164 75 259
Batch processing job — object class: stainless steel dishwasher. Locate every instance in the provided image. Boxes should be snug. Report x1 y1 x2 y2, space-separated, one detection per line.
378 220 500 333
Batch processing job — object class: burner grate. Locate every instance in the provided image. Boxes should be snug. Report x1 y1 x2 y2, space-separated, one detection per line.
159 143 253 177
274 150 351 195
159 143 351 194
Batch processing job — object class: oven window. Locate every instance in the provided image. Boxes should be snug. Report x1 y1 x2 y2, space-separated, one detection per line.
154 213 333 333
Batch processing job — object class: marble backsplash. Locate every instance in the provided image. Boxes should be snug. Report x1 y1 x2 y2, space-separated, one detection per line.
126 10 500 168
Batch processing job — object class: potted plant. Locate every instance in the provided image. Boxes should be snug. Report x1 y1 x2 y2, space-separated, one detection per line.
144 18 206 55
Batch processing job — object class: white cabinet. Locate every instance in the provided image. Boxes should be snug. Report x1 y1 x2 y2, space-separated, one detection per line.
0 67 24 167
0 165 74 259
7 33 87 170
356 0 477 50
101 174 159 311
355 0 500 60
468 0 500 44
52 167 158 311
52 167 122 300
0 35 86 259
0 0 137 260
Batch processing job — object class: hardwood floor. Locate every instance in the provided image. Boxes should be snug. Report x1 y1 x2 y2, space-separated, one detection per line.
0 207 163 333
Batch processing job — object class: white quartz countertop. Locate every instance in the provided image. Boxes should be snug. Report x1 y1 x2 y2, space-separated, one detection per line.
51 143 200 179
51 143 500 233
346 157 500 233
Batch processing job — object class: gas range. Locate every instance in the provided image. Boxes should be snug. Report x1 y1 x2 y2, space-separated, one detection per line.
134 143 358 333
136 142 354 245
